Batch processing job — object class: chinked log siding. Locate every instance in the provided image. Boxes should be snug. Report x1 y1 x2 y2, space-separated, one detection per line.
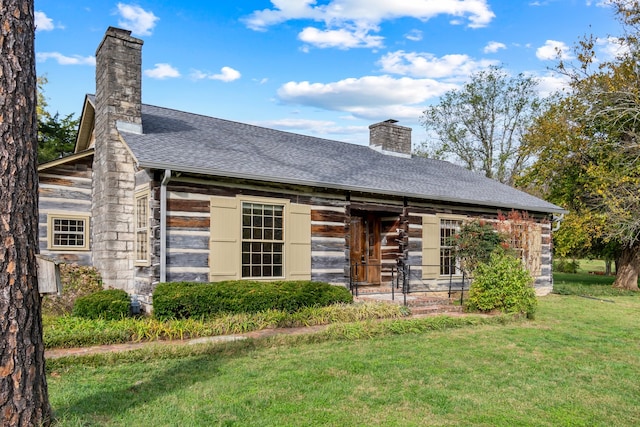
38 161 93 264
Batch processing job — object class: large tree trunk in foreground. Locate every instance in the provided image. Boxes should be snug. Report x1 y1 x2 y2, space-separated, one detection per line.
612 245 640 291
0 0 51 425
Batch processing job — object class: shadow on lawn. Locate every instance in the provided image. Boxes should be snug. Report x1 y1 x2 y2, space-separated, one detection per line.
51 340 263 423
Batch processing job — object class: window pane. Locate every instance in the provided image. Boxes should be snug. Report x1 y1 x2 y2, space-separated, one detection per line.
241 202 285 278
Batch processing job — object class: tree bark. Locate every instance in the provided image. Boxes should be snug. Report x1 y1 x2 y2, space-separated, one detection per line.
0 0 52 425
612 244 640 291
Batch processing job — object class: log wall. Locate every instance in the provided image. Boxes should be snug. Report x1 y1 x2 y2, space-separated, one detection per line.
38 159 93 265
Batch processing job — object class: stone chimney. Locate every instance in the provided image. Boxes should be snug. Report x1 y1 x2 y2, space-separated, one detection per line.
92 27 143 292
369 119 412 157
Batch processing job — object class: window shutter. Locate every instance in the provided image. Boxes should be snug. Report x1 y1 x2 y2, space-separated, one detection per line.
422 214 440 279
286 203 311 280
210 196 240 281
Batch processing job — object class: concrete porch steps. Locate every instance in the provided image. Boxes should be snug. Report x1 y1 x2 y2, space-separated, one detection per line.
353 287 464 315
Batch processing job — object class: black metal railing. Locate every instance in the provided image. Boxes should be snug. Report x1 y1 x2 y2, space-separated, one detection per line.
350 261 471 306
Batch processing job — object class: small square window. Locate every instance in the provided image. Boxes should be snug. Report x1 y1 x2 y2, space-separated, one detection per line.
48 215 89 251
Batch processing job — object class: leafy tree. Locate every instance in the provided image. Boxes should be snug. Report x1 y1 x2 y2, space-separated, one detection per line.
0 0 52 424
418 66 543 185
36 77 78 163
38 112 78 163
520 0 640 290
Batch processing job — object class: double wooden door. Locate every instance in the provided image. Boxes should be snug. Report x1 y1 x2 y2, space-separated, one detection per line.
350 214 381 284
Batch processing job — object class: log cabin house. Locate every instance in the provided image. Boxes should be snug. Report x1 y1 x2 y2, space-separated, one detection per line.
38 27 565 310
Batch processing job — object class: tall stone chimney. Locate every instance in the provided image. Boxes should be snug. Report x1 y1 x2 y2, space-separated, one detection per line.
369 119 412 157
92 27 143 292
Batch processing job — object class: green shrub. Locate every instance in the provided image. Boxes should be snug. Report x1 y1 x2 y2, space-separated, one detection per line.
466 250 537 318
153 280 353 320
42 263 103 316
554 258 580 274
450 220 506 276
72 289 131 320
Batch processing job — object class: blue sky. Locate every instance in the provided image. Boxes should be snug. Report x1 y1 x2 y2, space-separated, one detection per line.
34 0 623 147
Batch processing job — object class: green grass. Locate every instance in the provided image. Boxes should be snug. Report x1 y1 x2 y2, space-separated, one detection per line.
553 272 639 297
575 258 613 274
47 295 640 426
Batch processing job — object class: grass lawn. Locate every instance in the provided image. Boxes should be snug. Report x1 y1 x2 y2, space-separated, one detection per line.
47 293 640 426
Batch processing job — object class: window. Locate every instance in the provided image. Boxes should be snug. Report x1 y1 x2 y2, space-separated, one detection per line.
47 215 89 250
241 202 284 278
440 219 461 275
135 192 149 264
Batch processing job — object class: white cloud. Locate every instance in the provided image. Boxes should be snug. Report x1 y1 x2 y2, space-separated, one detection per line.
144 63 180 79
191 67 241 82
116 3 159 36
586 0 613 6
299 26 383 49
378 50 498 79
483 41 506 53
36 52 96 66
243 0 495 50
405 29 423 42
596 36 630 60
277 75 458 120
536 40 573 60
257 118 366 136
245 0 495 30
533 72 570 96
35 11 54 31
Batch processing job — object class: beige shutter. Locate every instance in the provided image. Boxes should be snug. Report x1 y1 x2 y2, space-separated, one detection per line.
422 214 440 279
286 203 311 280
209 196 240 281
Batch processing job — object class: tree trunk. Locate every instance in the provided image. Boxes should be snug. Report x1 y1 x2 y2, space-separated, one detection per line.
612 245 640 291
604 259 612 276
0 1 52 425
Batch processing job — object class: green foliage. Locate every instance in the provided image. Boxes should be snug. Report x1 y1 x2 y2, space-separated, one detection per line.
72 289 130 320
44 302 405 349
418 65 542 185
553 258 580 274
37 112 79 163
36 75 79 163
42 263 103 316
519 1 640 289
153 280 353 320
466 250 537 317
449 220 506 276
46 297 640 426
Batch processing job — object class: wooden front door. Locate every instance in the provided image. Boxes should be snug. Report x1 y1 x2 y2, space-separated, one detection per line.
350 214 381 284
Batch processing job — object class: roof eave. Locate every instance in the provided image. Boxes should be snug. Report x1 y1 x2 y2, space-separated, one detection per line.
137 160 568 215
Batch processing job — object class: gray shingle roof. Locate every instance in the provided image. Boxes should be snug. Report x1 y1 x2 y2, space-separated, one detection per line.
120 102 565 214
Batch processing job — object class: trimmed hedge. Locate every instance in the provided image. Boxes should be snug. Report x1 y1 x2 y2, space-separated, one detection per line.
153 280 353 319
72 289 131 320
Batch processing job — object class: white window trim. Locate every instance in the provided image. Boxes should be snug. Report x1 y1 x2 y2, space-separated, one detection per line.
437 214 467 278
239 195 289 280
47 213 90 251
135 190 150 266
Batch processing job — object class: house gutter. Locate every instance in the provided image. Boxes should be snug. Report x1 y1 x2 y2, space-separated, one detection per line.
139 161 568 215
160 169 171 282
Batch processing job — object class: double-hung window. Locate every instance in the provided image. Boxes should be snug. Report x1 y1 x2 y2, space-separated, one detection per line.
241 202 284 278
440 219 461 275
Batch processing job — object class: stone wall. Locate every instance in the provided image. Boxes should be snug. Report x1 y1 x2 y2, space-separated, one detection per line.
92 27 143 292
369 120 412 156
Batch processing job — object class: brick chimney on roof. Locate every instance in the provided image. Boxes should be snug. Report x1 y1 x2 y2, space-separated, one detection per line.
369 119 412 157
